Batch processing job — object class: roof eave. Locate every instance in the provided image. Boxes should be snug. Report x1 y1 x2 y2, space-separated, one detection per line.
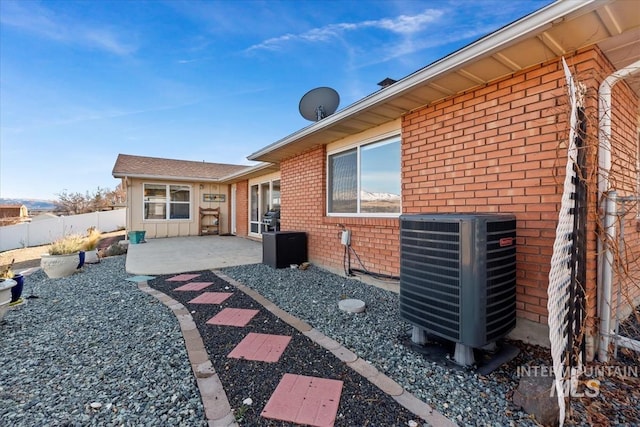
246 0 601 163
218 162 280 183
112 172 225 183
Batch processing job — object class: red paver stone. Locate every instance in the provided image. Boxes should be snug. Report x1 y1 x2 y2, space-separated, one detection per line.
166 273 201 282
261 374 343 427
206 308 259 327
174 282 213 292
188 292 233 305
227 333 291 363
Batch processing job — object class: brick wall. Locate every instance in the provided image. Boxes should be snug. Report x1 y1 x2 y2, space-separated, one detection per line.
278 47 638 326
280 146 401 277
402 47 639 325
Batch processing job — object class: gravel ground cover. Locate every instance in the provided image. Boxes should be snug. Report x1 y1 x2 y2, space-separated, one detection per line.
148 269 421 426
565 307 640 426
220 263 640 427
0 256 207 426
1 253 636 427
220 264 536 426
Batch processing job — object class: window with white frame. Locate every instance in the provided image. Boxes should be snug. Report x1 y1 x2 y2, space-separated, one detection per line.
327 136 401 215
143 184 191 220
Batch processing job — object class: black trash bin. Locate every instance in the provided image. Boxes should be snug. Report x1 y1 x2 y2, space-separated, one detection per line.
262 231 307 269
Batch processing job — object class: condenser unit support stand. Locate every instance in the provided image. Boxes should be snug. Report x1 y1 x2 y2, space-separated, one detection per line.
454 343 475 366
412 326 476 365
411 326 427 345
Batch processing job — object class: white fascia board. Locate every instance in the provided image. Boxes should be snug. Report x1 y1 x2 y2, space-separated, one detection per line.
247 0 600 161
218 162 277 181
112 173 222 183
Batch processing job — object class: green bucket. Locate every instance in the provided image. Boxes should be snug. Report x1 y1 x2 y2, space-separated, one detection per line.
128 231 146 244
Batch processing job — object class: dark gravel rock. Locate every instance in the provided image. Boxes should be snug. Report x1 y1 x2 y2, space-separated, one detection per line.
220 264 534 426
220 263 639 427
148 269 421 426
3 256 635 426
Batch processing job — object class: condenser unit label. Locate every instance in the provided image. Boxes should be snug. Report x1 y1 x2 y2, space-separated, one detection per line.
499 237 514 247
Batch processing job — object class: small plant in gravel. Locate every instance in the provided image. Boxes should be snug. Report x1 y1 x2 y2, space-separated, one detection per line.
233 398 253 422
233 405 249 422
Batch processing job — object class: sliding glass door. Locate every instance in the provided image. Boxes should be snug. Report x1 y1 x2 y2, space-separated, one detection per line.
249 179 280 236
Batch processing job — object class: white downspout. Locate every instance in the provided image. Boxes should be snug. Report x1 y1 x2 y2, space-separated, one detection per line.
125 176 132 241
597 60 640 362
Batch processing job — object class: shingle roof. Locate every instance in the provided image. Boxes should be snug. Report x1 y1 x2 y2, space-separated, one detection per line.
112 154 251 182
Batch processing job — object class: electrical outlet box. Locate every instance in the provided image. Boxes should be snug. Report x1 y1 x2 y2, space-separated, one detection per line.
341 230 351 246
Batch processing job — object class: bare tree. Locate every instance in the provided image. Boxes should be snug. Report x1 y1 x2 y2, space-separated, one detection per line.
55 186 124 215
107 183 126 205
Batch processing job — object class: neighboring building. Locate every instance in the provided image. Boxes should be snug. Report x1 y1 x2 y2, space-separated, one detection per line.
0 204 29 226
111 154 277 238
113 1 640 354
0 204 27 219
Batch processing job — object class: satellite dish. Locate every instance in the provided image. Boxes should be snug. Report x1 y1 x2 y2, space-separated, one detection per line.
299 87 340 122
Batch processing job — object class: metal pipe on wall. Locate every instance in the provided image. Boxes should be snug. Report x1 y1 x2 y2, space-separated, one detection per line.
597 59 640 362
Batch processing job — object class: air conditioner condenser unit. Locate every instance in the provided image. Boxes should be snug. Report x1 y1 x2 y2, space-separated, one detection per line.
399 213 517 366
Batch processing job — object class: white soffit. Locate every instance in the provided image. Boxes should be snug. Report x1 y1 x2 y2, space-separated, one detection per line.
249 0 640 164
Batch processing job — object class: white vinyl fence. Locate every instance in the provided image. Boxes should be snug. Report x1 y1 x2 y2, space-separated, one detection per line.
0 209 126 252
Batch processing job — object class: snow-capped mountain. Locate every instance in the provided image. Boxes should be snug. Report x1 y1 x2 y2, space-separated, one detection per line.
360 190 400 201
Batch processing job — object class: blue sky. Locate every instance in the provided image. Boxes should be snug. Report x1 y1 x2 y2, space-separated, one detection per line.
0 0 552 200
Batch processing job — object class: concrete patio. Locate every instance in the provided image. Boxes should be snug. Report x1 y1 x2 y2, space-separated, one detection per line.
125 235 262 275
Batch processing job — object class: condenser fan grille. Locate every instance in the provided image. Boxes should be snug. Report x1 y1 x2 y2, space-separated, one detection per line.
400 220 461 340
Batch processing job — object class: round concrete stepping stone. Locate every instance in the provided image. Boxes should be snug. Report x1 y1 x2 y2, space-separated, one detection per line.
338 299 366 313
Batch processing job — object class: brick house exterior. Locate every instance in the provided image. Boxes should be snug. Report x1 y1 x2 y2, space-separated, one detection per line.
259 52 638 351
246 1 640 354
113 1 639 356
401 47 640 335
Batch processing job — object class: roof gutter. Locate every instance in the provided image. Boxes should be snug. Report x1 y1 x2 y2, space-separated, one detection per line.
247 0 600 161
218 162 278 182
113 162 278 184
112 173 226 183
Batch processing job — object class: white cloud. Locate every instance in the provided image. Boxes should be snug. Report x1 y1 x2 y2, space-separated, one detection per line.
362 23 500 68
365 10 444 34
0 1 63 40
83 29 135 56
0 1 136 56
246 8 443 52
